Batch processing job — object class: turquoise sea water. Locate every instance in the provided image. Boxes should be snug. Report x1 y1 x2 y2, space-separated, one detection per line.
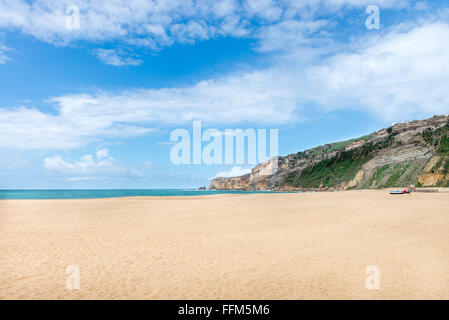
0 189 282 200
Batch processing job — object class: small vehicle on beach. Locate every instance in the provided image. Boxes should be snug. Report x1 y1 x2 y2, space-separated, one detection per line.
389 189 410 195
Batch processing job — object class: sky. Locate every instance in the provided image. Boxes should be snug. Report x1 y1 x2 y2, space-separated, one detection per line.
0 0 449 189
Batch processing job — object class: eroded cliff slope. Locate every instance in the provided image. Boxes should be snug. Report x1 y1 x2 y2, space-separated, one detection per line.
210 115 449 190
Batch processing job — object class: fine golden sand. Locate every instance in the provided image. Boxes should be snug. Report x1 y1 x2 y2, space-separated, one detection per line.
1 191 448 300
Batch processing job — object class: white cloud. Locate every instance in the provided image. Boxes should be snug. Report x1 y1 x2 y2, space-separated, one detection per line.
0 68 298 149
0 0 414 66
95 49 142 66
0 105 155 149
414 1 429 11
244 0 283 21
43 149 145 179
1 9 448 151
302 22 449 120
0 41 10 63
51 68 300 127
67 176 95 181
255 19 329 52
214 166 251 178
96 148 109 159
0 0 239 47
0 0 410 49
43 151 113 173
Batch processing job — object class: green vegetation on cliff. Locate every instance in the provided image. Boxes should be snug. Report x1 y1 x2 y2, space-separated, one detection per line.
298 134 372 159
384 163 410 187
438 135 449 154
422 121 449 154
364 164 390 188
362 161 421 189
287 153 368 188
286 136 393 189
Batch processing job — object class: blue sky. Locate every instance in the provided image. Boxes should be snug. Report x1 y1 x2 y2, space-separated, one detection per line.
0 0 449 189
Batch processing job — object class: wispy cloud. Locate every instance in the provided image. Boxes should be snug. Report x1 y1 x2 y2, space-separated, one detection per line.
95 49 142 67
2 20 449 150
0 0 410 53
66 176 95 182
0 0 415 68
255 19 329 52
0 105 156 149
302 22 449 120
214 166 251 178
0 41 10 63
0 69 296 149
1 2 448 152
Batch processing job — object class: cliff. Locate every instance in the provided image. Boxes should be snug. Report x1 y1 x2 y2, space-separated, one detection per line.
209 115 449 191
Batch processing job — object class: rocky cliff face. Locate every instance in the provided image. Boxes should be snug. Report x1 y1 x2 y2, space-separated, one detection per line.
209 115 449 191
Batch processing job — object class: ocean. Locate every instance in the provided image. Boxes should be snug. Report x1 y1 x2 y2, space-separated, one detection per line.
0 189 283 200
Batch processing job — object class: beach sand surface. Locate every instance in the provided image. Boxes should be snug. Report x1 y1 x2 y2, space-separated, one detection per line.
0 190 448 299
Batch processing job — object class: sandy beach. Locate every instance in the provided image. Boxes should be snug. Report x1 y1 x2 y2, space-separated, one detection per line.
0 190 448 299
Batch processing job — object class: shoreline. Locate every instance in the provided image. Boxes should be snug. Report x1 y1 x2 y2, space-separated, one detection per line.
0 189 298 201
1 187 449 201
